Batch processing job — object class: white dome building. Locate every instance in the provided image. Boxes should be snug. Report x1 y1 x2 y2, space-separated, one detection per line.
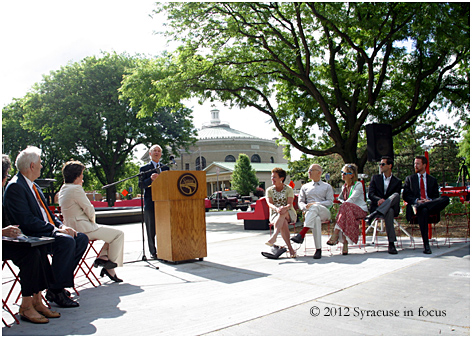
175 109 297 194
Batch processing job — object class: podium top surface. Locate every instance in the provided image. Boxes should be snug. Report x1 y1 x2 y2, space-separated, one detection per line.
152 171 207 201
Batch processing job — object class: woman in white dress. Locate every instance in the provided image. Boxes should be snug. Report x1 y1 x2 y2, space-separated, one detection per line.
58 161 125 282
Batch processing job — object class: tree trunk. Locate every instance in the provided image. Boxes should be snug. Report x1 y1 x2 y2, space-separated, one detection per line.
106 186 116 207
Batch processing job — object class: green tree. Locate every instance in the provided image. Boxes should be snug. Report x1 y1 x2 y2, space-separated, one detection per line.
458 123 470 165
427 125 461 187
231 154 259 195
4 52 197 206
3 99 74 195
122 2 469 171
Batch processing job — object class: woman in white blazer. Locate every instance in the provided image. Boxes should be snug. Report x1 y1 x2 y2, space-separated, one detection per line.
58 161 125 282
327 163 367 255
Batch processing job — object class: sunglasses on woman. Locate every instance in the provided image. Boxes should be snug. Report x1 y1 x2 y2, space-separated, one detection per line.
341 171 353 175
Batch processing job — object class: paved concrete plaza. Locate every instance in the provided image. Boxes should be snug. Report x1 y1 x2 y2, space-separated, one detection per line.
2 211 470 336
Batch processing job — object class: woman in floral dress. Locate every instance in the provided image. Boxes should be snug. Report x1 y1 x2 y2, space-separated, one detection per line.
265 167 297 258
327 163 367 255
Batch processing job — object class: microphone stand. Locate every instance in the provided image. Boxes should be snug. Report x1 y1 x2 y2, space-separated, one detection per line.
102 166 160 270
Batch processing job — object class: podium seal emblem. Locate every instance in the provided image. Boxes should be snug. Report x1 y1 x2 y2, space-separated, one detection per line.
177 173 198 197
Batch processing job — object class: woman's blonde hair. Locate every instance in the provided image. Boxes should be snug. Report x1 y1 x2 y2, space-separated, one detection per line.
342 163 358 182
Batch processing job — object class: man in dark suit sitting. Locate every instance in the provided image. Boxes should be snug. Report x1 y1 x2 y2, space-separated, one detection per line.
365 156 402 254
139 144 169 259
3 146 88 307
402 155 449 254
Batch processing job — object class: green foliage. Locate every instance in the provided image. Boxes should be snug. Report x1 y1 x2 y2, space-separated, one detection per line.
442 197 470 217
230 154 260 195
2 52 197 205
458 123 470 165
123 2 469 171
330 203 340 222
287 154 312 184
289 153 346 189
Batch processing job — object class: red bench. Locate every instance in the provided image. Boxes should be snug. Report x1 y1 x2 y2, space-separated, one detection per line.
237 198 270 230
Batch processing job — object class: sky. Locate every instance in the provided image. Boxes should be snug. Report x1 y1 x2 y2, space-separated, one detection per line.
0 0 283 158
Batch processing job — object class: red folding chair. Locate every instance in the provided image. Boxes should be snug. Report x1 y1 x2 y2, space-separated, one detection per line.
73 240 102 295
302 219 333 256
444 212 470 247
408 213 440 249
2 260 21 327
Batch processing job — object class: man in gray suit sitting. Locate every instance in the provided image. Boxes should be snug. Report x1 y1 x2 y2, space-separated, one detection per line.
365 156 402 254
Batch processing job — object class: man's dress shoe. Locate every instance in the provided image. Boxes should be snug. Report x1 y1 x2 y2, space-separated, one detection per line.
365 211 379 226
290 233 304 244
46 290 79 308
388 242 398 255
423 246 432 254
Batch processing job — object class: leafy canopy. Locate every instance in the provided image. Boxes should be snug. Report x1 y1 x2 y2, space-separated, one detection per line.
122 2 469 171
3 52 197 205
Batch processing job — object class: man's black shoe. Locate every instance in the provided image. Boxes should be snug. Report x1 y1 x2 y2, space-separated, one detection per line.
313 249 322 259
150 254 158 260
423 246 432 254
290 233 304 244
46 290 79 308
365 211 379 226
45 290 56 303
388 242 398 255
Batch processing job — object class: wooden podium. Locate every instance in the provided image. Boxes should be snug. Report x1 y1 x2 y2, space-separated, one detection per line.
152 171 207 263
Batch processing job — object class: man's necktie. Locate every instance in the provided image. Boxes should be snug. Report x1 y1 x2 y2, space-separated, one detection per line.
420 174 426 200
33 184 54 224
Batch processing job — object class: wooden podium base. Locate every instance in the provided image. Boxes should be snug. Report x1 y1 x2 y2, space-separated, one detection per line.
155 199 207 263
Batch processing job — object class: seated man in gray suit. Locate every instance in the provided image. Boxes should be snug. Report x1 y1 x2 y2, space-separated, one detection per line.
365 156 402 254
290 164 334 259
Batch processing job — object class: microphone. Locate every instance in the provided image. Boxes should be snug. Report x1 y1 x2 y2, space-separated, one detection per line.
169 155 176 165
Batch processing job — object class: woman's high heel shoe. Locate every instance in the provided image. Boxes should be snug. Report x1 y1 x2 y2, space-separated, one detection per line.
100 268 123 283
326 235 339 246
342 241 348 255
94 258 117 269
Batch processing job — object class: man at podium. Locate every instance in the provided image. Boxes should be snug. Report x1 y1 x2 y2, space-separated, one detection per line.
139 145 169 259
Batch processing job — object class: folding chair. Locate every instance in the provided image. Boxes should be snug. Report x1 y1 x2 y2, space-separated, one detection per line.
368 217 410 251
73 240 102 295
2 260 21 327
408 213 440 249
302 219 333 256
444 212 470 247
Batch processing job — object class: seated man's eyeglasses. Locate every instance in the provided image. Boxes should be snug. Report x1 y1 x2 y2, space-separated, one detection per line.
379 163 387 166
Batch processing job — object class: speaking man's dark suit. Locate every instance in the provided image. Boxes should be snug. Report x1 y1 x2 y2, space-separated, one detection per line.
368 173 402 242
139 161 169 257
403 172 449 247
3 172 88 290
